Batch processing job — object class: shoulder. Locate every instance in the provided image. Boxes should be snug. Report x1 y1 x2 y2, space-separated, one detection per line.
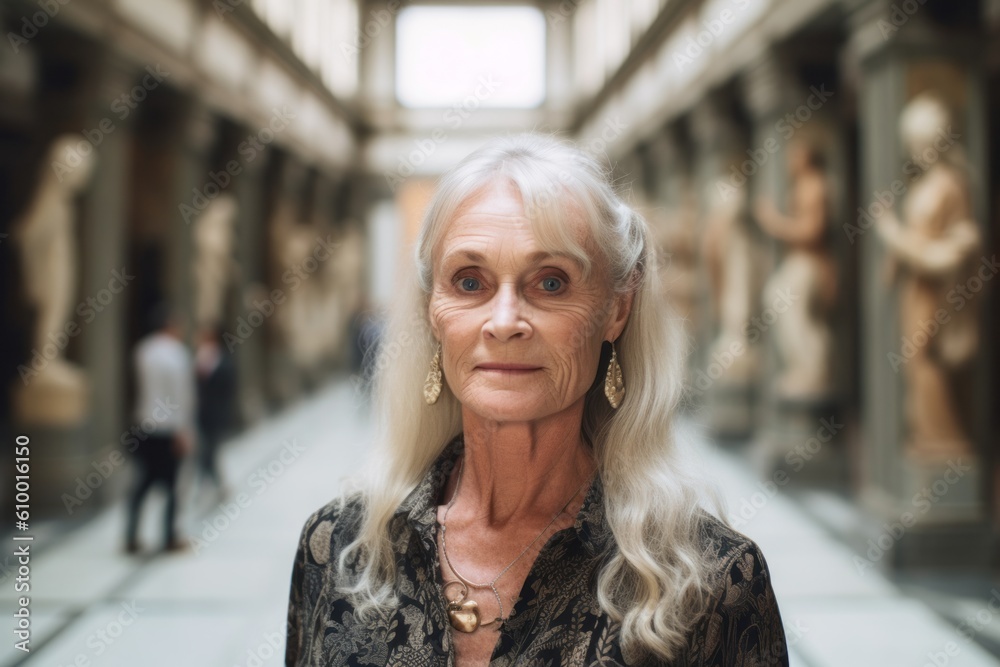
700 517 777 614
286 493 369 666
694 511 760 567
688 512 790 666
294 492 366 568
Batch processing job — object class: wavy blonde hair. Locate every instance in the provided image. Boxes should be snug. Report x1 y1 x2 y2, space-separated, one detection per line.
339 132 731 662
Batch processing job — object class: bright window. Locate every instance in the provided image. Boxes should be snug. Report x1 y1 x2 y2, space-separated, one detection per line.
395 5 546 108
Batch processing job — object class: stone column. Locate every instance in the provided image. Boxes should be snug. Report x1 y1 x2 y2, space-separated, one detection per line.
639 126 700 386
264 154 310 409
848 0 991 570
740 51 849 486
32 52 137 516
358 0 396 127
171 101 217 346
688 94 757 441
305 171 345 381
230 130 271 425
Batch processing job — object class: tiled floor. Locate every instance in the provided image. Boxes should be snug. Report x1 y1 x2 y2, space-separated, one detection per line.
1 379 996 666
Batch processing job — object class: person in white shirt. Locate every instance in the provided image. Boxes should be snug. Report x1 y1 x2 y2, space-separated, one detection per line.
125 303 196 554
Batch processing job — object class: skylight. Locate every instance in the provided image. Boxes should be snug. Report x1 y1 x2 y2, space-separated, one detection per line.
395 5 546 108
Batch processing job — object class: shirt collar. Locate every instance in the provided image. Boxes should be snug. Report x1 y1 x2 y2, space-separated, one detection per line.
392 433 613 557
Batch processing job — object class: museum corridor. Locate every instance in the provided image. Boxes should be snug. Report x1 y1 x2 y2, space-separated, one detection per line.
1 0 999 665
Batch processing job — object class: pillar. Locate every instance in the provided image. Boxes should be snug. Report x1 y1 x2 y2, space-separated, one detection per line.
848 0 992 570
230 129 271 424
740 51 849 486
688 93 757 441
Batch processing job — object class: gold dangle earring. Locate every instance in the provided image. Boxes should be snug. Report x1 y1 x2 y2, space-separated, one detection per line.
424 342 443 405
604 340 625 409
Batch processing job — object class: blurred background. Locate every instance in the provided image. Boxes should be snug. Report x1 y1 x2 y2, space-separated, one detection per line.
0 0 998 665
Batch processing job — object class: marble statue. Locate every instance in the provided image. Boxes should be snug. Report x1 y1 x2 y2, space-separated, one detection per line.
271 207 364 371
11 134 95 424
876 93 982 462
754 139 837 400
701 178 757 385
193 193 238 330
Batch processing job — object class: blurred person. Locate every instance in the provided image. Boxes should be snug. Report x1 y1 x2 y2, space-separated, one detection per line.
285 134 788 666
194 324 238 502
125 303 195 554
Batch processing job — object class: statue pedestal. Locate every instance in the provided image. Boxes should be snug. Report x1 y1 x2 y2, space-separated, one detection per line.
10 369 94 519
858 452 992 571
753 395 849 489
267 347 303 411
12 361 88 426
706 383 755 442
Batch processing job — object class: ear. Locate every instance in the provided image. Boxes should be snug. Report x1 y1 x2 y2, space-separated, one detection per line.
427 301 440 341
605 287 636 343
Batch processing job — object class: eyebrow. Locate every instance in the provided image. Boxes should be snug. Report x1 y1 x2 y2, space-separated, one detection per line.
443 249 583 269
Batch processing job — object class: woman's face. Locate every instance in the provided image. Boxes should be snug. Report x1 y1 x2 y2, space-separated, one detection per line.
428 181 631 423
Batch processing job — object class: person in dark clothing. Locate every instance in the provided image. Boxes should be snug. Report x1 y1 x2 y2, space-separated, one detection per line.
194 324 238 501
125 303 195 554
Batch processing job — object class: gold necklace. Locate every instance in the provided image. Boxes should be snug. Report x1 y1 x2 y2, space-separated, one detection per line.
439 455 591 633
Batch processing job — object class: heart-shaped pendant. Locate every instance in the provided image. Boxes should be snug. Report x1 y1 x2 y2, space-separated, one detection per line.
448 599 480 633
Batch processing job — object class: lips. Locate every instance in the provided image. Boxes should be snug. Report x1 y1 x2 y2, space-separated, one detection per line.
476 363 541 371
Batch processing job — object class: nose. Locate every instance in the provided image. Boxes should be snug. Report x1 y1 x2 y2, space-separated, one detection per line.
483 283 531 341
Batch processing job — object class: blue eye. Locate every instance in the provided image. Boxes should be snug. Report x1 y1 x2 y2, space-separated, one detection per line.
460 277 481 291
540 277 562 292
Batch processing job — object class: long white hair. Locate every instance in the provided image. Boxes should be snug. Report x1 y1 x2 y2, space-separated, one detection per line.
339 132 731 662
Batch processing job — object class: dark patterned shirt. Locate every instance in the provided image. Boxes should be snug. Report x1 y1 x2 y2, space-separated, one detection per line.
285 436 790 666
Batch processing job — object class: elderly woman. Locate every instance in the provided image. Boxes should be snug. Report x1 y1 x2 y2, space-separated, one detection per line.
285 134 789 666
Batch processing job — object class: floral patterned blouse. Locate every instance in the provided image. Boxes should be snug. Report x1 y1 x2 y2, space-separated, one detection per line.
285 436 790 666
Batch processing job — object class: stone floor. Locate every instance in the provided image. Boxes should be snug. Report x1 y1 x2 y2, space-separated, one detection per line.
1 378 997 666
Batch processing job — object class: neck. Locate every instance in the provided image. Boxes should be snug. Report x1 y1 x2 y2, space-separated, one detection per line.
452 396 596 530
